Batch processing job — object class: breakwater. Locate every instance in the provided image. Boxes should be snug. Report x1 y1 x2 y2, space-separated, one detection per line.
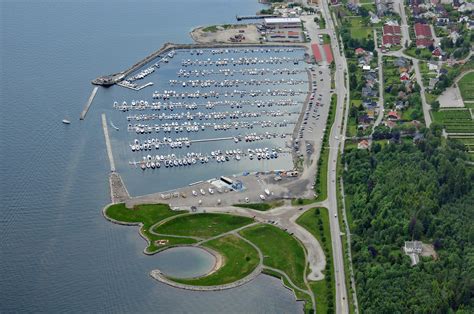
80 86 99 120
92 42 308 87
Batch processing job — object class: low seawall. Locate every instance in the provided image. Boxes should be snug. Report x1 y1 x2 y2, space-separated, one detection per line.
150 264 263 291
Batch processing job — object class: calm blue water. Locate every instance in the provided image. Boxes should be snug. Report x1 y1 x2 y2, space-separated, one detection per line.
153 247 216 278
0 0 303 312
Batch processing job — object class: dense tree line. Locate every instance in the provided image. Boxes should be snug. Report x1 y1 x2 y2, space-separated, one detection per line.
343 127 474 313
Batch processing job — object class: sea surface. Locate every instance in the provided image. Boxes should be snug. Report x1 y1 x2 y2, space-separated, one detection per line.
0 0 304 312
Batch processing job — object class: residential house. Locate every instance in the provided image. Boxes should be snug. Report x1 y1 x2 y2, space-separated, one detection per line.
428 77 439 90
358 114 371 125
394 57 410 68
382 23 402 47
400 72 411 81
376 0 392 17
414 23 434 48
387 110 401 120
362 86 377 98
358 140 370 149
432 47 443 58
404 241 423 254
428 61 439 71
355 47 366 55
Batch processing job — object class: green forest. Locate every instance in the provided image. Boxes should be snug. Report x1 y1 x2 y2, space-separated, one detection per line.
343 126 474 313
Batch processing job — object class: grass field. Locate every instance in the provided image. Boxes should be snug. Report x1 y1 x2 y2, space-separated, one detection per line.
349 17 371 39
154 213 254 239
458 72 474 102
169 235 260 286
240 224 307 290
233 200 284 211
105 204 197 253
297 208 335 314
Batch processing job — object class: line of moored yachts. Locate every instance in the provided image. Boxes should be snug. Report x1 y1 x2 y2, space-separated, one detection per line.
152 88 307 100
177 68 306 77
113 99 301 111
132 147 282 170
129 132 289 151
127 120 292 134
124 110 296 122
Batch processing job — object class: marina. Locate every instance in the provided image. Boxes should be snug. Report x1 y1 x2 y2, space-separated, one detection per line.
103 46 309 191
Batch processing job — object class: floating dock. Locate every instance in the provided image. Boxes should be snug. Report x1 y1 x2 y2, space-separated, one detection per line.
102 113 116 172
80 86 99 120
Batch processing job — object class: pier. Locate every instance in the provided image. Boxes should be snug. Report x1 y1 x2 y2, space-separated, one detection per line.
102 113 116 172
80 86 99 120
236 14 278 21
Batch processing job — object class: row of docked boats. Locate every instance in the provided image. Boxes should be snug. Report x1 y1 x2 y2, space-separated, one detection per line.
113 99 301 112
152 88 307 100
130 137 191 151
127 120 292 134
168 78 306 88
124 109 295 122
128 131 289 152
177 67 306 78
207 47 299 55
181 56 302 67
132 146 282 171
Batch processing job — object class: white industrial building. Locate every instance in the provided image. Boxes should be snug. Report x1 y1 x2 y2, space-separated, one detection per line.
263 17 302 29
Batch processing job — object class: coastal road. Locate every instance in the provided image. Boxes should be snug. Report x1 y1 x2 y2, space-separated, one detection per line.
313 0 351 313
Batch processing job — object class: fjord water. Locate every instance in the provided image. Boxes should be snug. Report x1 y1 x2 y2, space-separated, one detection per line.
0 0 303 312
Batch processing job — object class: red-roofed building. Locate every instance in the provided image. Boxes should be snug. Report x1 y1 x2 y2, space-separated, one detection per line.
311 44 323 63
382 34 402 46
382 23 402 47
358 140 370 150
323 44 334 64
432 47 442 57
383 24 401 35
416 38 434 48
414 23 433 48
414 23 432 38
387 110 400 120
355 47 366 55
400 72 411 81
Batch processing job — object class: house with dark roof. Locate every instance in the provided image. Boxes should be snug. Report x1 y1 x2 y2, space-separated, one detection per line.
362 86 377 98
394 57 410 68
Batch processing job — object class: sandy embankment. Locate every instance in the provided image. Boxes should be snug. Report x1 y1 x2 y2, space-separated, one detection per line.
190 24 261 44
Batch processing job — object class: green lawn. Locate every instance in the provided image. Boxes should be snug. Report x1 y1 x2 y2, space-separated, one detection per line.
458 72 474 102
105 203 197 253
154 213 254 239
297 208 335 314
233 200 284 211
240 224 307 290
169 235 260 286
348 17 371 39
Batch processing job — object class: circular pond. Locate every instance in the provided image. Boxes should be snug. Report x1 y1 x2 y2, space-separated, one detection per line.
154 246 217 278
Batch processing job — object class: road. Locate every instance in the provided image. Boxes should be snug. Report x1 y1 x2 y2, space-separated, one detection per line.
386 1 432 127
314 1 351 313
393 0 411 47
373 29 385 128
